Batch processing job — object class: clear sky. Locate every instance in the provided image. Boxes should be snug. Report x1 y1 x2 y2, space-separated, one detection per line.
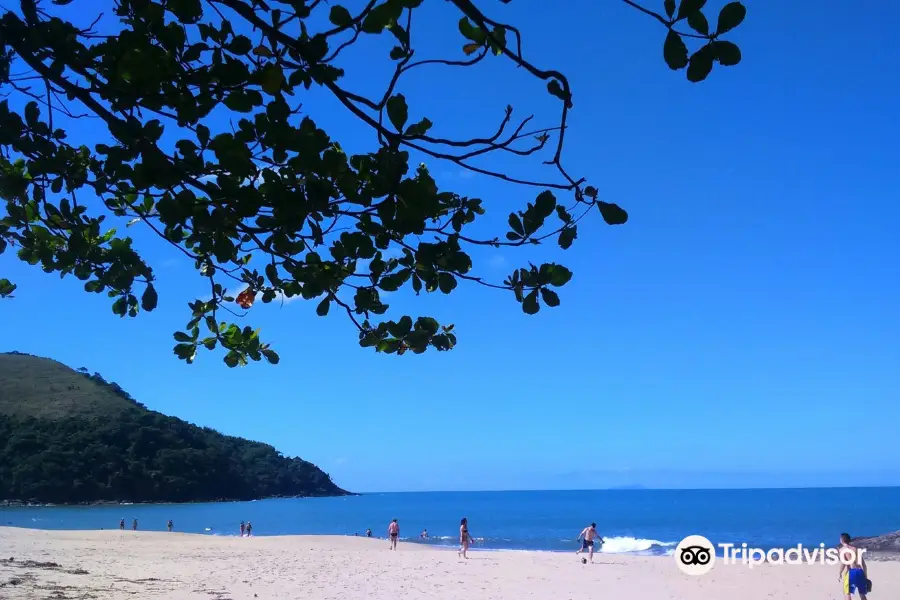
2 0 898 492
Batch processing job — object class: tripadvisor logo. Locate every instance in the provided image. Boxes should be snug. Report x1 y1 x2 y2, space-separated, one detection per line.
675 535 716 576
674 535 867 575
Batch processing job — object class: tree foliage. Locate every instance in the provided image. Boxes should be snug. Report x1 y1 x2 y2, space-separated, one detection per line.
0 0 746 367
0 353 347 503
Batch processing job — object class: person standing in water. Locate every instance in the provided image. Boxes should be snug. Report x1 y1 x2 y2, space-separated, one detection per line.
838 532 869 600
132 518 138 531
576 523 603 563
240 521 245 537
458 518 474 559
420 529 428 539
365 528 372 538
119 519 125 530
388 519 400 550
245 521 253 536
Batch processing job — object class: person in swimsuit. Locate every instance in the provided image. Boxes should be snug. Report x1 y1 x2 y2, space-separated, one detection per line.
576 523 603 563
240 521 245 537
420 529 428 539
458 518 474 559
838 533 869 600
167 520 173 532
132 518 138 531
388 519 400 550
119 519 125 530
366 528 372 538
246 521 253 536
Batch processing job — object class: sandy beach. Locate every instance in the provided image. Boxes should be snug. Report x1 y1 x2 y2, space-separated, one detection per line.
1 527 897 600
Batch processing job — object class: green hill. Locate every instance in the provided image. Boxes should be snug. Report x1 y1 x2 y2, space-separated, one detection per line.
0 352 349 504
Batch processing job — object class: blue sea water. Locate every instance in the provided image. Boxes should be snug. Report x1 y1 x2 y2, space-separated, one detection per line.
2 488 898 554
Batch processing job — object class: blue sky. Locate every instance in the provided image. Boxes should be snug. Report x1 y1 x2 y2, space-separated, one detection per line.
2 0 898 492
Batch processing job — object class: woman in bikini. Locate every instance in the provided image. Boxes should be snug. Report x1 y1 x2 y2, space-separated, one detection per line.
458 517 474 559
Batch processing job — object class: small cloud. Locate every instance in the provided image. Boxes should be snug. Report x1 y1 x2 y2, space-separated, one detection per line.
487 254 508 269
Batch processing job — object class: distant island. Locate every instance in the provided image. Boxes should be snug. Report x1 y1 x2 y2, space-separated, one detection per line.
0 352 349 504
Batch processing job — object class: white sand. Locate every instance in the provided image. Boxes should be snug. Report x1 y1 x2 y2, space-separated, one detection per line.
0 527 896 599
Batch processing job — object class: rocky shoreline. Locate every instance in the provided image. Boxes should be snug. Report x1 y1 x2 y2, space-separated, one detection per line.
852 531 900 556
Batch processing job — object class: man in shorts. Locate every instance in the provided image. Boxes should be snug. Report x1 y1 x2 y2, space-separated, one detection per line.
838 532 869 600
388 519 400 550
576 523 603 563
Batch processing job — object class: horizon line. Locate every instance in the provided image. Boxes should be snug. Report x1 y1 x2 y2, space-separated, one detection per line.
350 484 900 494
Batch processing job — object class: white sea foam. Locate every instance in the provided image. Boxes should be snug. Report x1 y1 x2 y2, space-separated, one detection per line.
598 536 676 554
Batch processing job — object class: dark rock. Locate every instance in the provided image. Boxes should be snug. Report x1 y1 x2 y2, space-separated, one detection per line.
851 531 900 554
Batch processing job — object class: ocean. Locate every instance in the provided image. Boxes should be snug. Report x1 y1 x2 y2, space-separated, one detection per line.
2 488 898 554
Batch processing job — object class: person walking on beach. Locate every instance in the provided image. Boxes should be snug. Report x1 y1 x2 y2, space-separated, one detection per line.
119 518 125 530
132 518 138 531
388 519 400 550
246 521 253 536
576 523 603 563
167 520 173 532
838 532 869 600
458 518 474 559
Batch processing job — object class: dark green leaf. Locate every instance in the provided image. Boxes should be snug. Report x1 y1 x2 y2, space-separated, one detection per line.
437 272 457 293
686 44 715 82
716 1 746 35
262 349 280 364
687 10 709 35
386 94 408 132
663 30 689 70
404 117 433 137
597 201 628 225
174 331 192 342
548 265 572 287
390 46 407 60
361 0 402 34
540 288 560 307
329 5 352 27
713 40 741 66
664 0 676 18
260 64 284 95
677 0 706 20
558 226 577 250
522 289 540 315
508 213 524 236
223 351 240 368
534 190 556 218
458 17 486 43
0 278 16 298
141 284 158 311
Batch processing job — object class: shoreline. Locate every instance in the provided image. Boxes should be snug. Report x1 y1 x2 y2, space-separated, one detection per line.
4 526 898 561
2 527 899 600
